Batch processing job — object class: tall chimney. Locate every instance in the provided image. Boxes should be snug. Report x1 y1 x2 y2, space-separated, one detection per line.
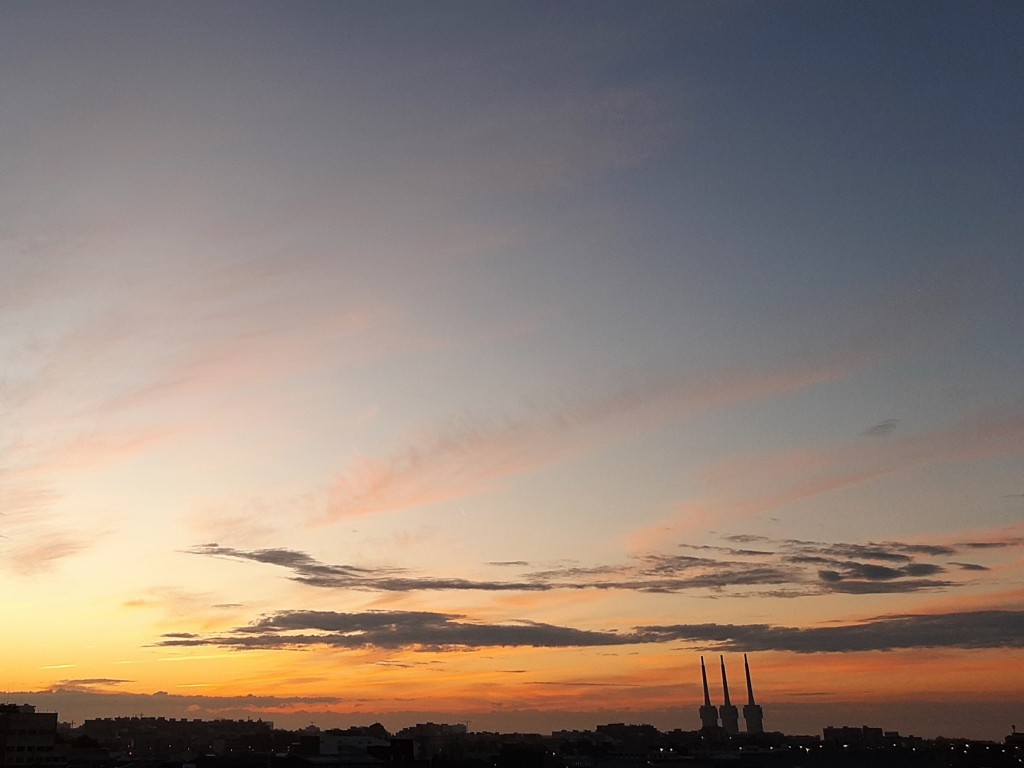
742 654 764 734
702 656 712 706
744 653 756 705
718 656 739 734
720 655 732 706
698 657 719 729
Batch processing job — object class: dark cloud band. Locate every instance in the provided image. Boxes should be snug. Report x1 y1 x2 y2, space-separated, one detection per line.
158 609 1024 654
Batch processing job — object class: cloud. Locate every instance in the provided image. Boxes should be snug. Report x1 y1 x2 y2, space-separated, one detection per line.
315 290 960 533
318 356 895 524
188 544 551 592
637 610 1024 653
188 529 1020 598
157 609 1024 654
189 543 809 595
318 292 963 526
51 679 132 691
0 241 412 575
771 539 956 561
949 562 989 571
3 531 100 576
0 429 172 573
817 561 946 582
632 408 1024 543
744 534 1021 561
524 554 803 593
815 577 953 595
862 419 900 437
157 610 633 651
962 539 1024 549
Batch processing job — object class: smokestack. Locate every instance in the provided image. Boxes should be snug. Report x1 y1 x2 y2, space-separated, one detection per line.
742 654 764 734
720 655 732 706
745 653 756 705
698 657 719 729
718 656 739 734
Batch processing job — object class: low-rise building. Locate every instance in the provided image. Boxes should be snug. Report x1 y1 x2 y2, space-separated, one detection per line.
0 704 59 768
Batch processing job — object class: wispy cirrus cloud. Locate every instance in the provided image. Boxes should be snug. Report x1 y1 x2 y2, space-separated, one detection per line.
321 359 869 525
0 256 404 573
157 608 1024 654
0 423 174 573
631 408 1024 545
321 362 839 524
317 292 960 525
4 531 98 576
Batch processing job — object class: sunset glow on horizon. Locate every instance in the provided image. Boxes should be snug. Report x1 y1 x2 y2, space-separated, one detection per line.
2 0 1023 742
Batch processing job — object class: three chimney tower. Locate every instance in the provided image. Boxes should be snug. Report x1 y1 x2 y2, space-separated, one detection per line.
698 654 764 734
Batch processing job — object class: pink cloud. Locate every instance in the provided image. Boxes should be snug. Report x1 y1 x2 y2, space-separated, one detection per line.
4 531 98 576
91 303 399 417
628 409 1024 548
317 287 959 525
317 352 869 524
25 426 180 478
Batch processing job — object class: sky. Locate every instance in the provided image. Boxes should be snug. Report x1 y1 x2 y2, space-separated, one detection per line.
2 0 1023 742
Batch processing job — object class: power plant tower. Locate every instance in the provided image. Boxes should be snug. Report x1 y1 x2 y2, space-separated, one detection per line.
742 653 764 734
718 655 740 734
698 656 719 729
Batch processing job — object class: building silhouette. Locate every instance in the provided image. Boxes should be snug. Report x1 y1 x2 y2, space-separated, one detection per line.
0 704 58 768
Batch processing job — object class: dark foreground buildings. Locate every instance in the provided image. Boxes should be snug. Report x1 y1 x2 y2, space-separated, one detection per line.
0 704 58 768
2 678 1023 768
